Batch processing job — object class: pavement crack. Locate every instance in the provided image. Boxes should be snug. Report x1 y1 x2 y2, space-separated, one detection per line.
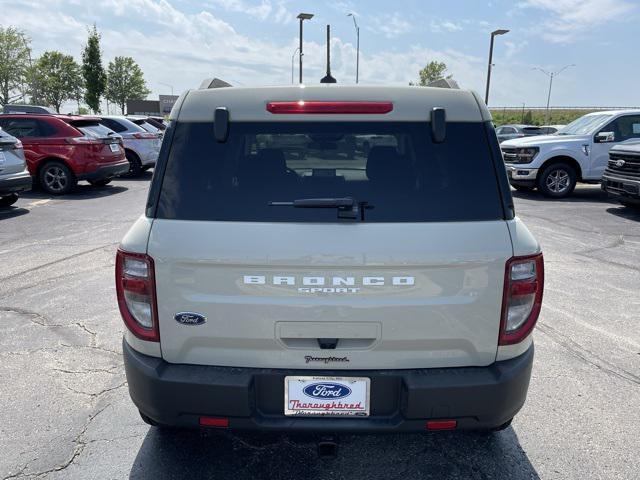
0 306 62 327
0 243 118 282
64 381 127 398
537 322 640 386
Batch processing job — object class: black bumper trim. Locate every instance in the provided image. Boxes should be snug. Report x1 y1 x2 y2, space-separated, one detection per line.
77 161 130 181
124 341 534 432
0 172 32 195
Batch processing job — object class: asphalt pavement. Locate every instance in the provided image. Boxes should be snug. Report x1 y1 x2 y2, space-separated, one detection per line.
0 176 639 480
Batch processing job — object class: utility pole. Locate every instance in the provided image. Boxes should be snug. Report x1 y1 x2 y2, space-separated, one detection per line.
484 29 509 105
347 13 360 84
320 25 337 83
533 64 575 124
291 47 299 84
297 13 314 84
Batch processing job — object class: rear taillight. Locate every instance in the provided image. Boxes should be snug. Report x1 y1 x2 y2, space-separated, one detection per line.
499 253 544 345
133 132 158 139
266 101 393 114
115 249 159 342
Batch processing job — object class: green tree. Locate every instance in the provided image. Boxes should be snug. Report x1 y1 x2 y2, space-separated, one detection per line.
81 25 106 113
0 26 32 105
523 109 533 125
105 56 150 114
411 61 451 86
31 51 83 112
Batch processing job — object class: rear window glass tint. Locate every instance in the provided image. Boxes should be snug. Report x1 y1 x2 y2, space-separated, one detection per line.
156 121 504 223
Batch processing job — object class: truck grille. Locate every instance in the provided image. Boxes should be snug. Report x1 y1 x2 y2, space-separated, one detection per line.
606 151 640 179
501 147 519 163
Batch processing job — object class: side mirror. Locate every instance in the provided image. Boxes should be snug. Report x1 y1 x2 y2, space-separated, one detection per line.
595 131 615 143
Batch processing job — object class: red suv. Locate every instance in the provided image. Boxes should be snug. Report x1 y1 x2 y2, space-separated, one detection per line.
0 114 129 195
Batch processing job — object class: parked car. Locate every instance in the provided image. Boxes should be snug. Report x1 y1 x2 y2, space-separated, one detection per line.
539 125 565 135
0 114 129 195
126 115 164 138
601 141 640 208
0 128 32 206
502 110 640 197
3 104 57 114
495 124 546 143
118 85 543 434
97 116 161 175
145 117 167 131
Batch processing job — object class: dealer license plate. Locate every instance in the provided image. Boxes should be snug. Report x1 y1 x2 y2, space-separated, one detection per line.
284 376 370 417
109 144 120 152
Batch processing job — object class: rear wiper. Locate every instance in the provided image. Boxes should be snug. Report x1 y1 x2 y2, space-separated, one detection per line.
269 197 372 220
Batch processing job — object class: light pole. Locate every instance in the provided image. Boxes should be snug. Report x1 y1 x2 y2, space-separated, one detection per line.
347 13 360 84
484 29 509 105
291 47 300 84
159 82 174 95
297 13 314 84
533 64 575 124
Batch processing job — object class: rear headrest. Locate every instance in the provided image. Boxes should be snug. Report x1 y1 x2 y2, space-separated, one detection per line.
366 146 412 182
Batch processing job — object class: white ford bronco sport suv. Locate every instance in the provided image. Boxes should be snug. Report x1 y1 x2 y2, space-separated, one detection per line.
502 110 640 198
117 85 543 433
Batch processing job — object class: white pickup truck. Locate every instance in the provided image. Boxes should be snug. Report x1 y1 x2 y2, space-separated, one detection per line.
502 110 640 197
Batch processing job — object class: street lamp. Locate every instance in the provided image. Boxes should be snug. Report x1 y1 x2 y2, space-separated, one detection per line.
297 13 314 84
533 64 576 124
347 13 360 84
291 47 300 84
159 82 174 95
484 29 509 105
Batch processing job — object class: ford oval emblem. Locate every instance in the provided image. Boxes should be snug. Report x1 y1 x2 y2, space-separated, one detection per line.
616 159 626 168
174 312 206 326
303 382 352 400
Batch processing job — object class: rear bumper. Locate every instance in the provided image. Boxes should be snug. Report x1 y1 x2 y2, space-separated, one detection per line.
124 340 534 432
77 161 130 181
601 172 640 200
0 171 32 195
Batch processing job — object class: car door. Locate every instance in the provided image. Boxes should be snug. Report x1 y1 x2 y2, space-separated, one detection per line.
590 115 640 179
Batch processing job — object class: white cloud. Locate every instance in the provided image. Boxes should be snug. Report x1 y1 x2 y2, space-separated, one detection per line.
518 0 635 42
206 0 294 23
429 20 463 33
369 12 412 39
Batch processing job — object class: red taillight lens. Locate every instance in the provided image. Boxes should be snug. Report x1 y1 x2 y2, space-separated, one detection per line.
133 132 158 139
115 249 159 342
499 253 544 345
266 101 393 115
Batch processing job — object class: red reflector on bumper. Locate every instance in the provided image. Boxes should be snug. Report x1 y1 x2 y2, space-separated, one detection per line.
199 417 229 428
426 420 457 431
266 101 393 115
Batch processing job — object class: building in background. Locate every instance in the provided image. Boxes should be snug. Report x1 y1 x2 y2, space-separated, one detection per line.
126 95 179 116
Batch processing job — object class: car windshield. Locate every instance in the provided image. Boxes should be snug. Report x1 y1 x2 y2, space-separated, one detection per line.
558 114 613 135
156 121 505 223
138 121 160 133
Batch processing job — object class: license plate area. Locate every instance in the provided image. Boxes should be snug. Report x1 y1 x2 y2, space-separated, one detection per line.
284 376 370 417
109 143 120 152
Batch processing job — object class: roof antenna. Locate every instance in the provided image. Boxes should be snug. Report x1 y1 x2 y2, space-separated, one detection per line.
320 25 337 83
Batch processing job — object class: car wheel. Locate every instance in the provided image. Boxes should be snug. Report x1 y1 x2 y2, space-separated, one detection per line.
537 163 576 198
39 161 77 195
88 178 112 187
126 150 143 176
0 193 19 207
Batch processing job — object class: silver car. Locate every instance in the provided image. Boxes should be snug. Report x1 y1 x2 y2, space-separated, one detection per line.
0 128 31 207
97 116 162 175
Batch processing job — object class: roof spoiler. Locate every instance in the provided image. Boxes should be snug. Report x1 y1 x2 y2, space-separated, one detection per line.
199 78 233 89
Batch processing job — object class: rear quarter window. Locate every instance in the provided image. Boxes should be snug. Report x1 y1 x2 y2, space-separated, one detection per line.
155 121 506 223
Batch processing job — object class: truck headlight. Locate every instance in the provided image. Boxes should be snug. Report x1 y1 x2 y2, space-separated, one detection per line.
514 147 539 164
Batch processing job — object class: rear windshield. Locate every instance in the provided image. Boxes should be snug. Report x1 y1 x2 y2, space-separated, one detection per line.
131 119 159 133
70 121 115 138
156 121 504 222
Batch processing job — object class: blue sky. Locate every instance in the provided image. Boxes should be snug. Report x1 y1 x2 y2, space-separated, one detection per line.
4 0 639 109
